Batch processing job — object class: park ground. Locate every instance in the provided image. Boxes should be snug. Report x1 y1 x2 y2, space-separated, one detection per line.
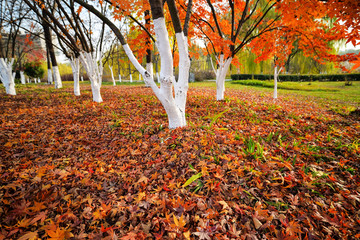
0 81 359 239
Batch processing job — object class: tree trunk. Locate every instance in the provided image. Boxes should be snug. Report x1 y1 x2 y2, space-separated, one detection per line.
53 66 62 89
215 55 232 100
273 66 282 99
46 48 53 84
146 63 153 80
145 10 152 87
122 20 187 129
0 58 16 95
174 33 190 124
153 17 186 128
109 65 116 86
70 58 81 96
90 81 102 102
20 71 26 84
42 10 62 89
47 69 52 84
80 52 103 102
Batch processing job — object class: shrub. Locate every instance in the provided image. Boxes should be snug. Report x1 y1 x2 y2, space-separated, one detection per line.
193 70 216 81
24 62 45 79
231 73 360 82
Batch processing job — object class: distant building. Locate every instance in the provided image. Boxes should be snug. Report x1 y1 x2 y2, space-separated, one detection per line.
1 30 60 58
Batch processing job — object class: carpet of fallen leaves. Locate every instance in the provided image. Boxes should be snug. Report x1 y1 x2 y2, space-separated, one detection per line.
0 84 359 240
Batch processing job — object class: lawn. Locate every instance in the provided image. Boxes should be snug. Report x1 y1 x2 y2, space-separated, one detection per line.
195 80 360 105
0 82 359 239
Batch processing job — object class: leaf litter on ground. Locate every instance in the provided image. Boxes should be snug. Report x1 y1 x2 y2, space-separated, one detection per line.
0 84 359 239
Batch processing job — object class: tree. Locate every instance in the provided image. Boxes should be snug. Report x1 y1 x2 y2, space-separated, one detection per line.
249 0 354 98
324 0 360 70
0 0 32 95
24 0 114 102
75 0 191 128
24 61 45 79
191 0 279 100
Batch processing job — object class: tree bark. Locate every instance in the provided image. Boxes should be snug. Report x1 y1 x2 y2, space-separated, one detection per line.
145 10 152 87
46 47 53 84
42 10 62 89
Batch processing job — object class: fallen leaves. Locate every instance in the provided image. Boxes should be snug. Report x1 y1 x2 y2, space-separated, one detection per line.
0 84 359 239
18 231 38 240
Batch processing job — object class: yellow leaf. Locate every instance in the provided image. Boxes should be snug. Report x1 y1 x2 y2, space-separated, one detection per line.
18 231 38 240
46 228 66 240
29 202 46 212
17 218 32 228
173 214 179 226
173 214 186 229
136 192 146 203
93 209 103 220
4 142 13 147
183 231 191 240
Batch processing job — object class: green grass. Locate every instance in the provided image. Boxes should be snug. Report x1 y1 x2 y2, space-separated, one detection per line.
232 79 340 91
190 80 360 104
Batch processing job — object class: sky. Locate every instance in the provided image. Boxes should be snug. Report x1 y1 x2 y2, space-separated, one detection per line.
339 41 360 52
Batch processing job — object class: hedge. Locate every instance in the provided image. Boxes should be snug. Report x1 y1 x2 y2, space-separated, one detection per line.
231 73 360 82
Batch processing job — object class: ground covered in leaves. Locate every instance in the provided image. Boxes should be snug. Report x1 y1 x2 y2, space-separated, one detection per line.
0 84 359 240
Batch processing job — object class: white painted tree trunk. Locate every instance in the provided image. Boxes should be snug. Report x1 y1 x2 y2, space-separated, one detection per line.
119 74 122 83
81 76 84 82
130 74 133 83
146 63 153 78
215 55 232 100
99 54 103 86
90 82 102 102
109 65 116 86
20 71 26 84
156 72 160 83
0 58 16 95
53 66 62 89
37 78 40 83
47 69 53 84
120 18 189 128
174 33 190 124
70 58 81 96
145 63 153 87
273 66 282 99
80 52 103 103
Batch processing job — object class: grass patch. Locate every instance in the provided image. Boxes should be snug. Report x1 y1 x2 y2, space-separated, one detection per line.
232 80 340 92
190 81 360 104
